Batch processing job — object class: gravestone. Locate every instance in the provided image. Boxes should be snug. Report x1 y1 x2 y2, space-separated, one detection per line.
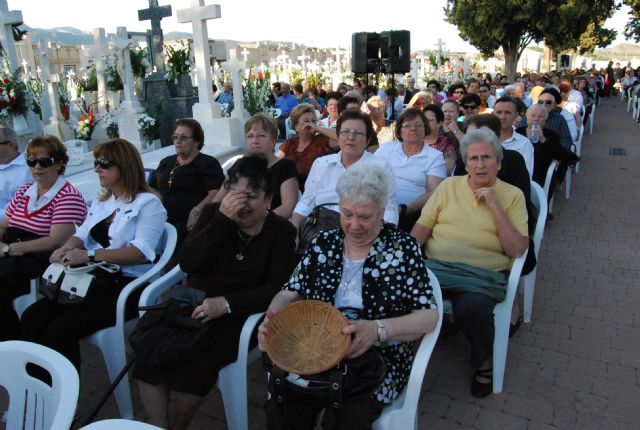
0 0 21 70
92 28 109 113
224 49 246 119
178 0 243 148
113 27 146 150
39 41 72 141
138 0 172 73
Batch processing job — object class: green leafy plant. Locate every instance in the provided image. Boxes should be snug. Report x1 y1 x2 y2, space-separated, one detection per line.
0 54 28 118
243 67 271 116
77 66 98 92
166 40 192 83
25 76 43 116
105 56 123 91
130 47 148 79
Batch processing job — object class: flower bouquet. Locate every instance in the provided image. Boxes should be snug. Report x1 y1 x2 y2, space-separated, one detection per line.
137 113 159 144
166 40 192 83
243 67 271 116
0 56 28 119
75 110 96 140
102 112 119 138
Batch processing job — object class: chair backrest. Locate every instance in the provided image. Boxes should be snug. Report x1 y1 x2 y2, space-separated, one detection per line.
114 223 177 330
529 181 548 260
0 340 79 430
79 418 164 429
221 154 243 175
542 159 558 198
372 269 443 429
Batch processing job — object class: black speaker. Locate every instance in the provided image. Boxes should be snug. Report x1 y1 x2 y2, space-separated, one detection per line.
351 32 368 74
352 32 382 73
380 30 410 73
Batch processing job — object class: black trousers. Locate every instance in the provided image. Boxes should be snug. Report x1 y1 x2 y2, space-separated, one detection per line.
20 275 136 370
265 395 384 430
448 291 498 368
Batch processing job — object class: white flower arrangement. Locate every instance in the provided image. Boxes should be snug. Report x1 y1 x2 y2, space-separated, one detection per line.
137 114 158 143
102 112 119 138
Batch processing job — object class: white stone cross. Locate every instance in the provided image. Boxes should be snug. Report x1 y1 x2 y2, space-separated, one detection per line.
297 51 310 71
110 26 140 110
21 58 28 75
241 47 250 62
92 28 109 112
223 49 246 119
36 41 55 124
277 50 289 70
332 47 342 75
177 0 221 106
0 0 22 70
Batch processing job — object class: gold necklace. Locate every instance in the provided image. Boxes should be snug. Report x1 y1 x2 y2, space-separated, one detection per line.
168 161 180 188
236 230 254 261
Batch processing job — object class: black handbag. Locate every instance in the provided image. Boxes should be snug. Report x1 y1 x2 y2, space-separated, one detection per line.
264 346 387 412
138 286 207 330
39 262 121 305
297 204 340 255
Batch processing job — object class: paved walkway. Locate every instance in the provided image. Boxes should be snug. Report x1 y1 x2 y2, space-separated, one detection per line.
73 96 640 429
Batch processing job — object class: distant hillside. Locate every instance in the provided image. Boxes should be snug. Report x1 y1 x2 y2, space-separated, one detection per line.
595 42 640 57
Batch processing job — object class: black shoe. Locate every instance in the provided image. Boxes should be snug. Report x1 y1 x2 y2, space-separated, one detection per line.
471 367 493 398
509 316 523 338
546 212 554 221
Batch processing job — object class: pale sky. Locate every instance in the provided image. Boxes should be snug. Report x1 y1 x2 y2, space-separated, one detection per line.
10 0 637 53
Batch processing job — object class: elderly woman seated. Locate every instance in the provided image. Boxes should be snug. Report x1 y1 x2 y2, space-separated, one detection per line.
411 127 528 398
291 109 398 254
259 161 439 429
374 108 446 232
133 154 296 429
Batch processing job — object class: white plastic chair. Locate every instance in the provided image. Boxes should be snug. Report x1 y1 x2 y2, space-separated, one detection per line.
573 124 584 174
589 103 595 135
79 419 163 429
221 154 243 175
521 182 548 323
372 269 443 430
138 265 264 430
84 223 177 419
284 117 296 139
0 340 79 430
12 278 40 319
442 251 528 394
542 159 558 214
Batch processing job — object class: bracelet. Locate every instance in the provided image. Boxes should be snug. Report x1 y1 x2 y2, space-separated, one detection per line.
191 206 202 215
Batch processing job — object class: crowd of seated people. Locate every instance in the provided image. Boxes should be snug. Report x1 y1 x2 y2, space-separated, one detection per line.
1 63 618 428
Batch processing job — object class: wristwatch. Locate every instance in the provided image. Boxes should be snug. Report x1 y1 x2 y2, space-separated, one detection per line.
374 320 388 342
87 249 96 263
1 243 9 256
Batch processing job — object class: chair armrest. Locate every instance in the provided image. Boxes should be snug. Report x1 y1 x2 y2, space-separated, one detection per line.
235 312 265 366
138 265 187 316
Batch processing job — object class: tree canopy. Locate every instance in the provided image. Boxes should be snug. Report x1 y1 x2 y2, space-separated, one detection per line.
623 0 640 42
444 0 617 81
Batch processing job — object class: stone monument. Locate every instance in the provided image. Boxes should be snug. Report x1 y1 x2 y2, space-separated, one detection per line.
39 41 72 141
178 0 243 148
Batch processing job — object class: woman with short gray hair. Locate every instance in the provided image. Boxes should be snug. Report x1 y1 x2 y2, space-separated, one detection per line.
260 160 438 428
412 127 528 398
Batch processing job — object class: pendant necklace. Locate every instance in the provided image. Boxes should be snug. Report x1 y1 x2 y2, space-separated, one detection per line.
236 230 254 261
168 160 181 188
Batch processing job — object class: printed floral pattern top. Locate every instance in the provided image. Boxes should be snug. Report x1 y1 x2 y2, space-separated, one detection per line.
283 222 436 404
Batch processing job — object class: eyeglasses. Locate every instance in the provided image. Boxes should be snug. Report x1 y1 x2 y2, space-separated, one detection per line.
26 156 56 168
462 104 478 110
172 134 193 142
245 133 270 140
401 123 426 129
94 159 117 169
538 100 554 105
338 129 367 138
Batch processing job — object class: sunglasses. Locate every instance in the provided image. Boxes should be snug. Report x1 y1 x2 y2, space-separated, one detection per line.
538 100 554 105
463 104 478 110
94 159 117 169
26 156 56 168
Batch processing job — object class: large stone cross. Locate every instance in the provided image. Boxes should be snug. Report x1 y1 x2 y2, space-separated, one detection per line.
0 0 22 70
92 28 109 113
276 50 289 70
36 41 56 124
223 49 245 119
110 26 141 111
297 51 310 72
138 0 172 72
177 0 221 106
241 47 250 62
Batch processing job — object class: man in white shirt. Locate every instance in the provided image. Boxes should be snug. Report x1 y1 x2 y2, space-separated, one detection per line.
0 126 32 217
493 97 534 179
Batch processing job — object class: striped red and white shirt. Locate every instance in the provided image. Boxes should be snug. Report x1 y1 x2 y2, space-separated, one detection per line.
5 180 87 236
